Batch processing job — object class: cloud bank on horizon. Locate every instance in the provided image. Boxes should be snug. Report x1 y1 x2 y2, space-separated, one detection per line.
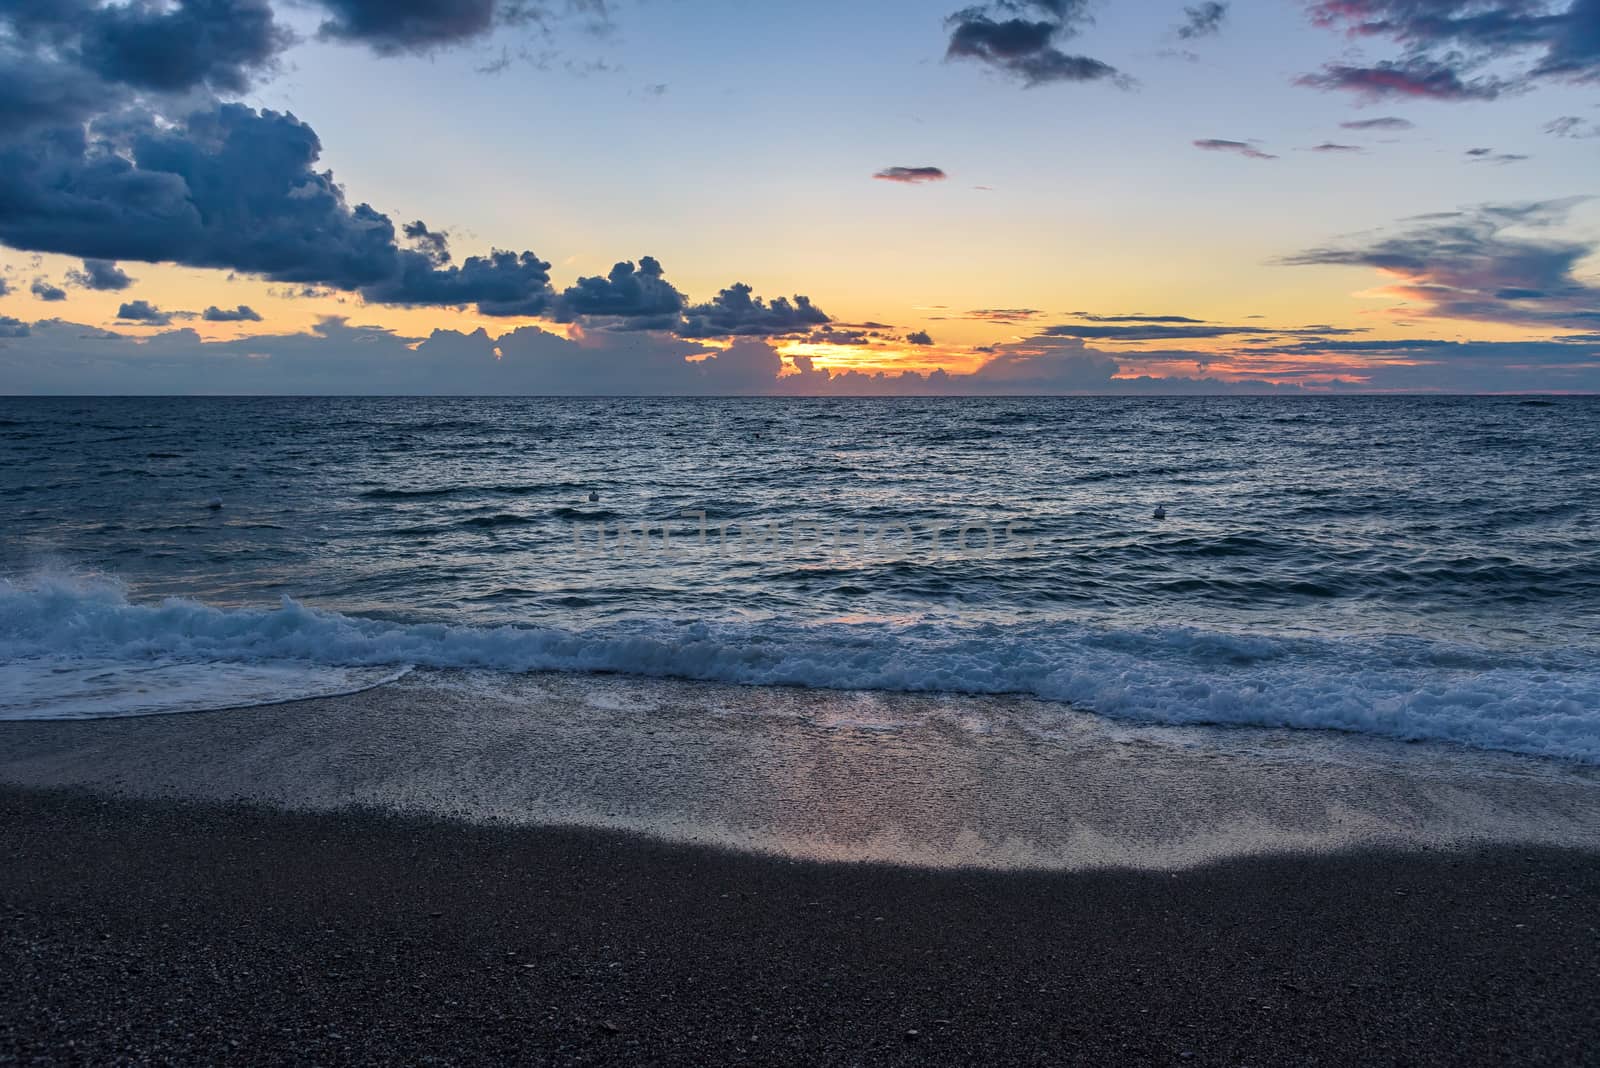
0 0 1598 394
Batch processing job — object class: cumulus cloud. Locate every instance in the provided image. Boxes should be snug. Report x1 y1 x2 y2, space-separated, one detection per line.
116 299 176 324
944 0 1128 87
65 259 133 291
906 330 935 345
1282 199 1600 331
30 278 66 301
0 104 560 318
5 317 1597 395
677 284 830 339
1176 2 1228 39
1193 138 1276 159
554 257 687 329
1300 1 1600 99
873 166 948 183
203 304 263 322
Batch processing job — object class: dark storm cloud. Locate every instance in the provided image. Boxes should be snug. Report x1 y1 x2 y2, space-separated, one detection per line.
0 51 111 137
1301 1 1600 98
30 278 66 301
1340 116 1416 130
116 299 174 324
943 0 1128 87
1 0 291 94
554 257 687 328
0 104 559 319
1282 199 1600 330
65 258 132 291
676 284 830 339
1193 138 1276 158
1176 2 1228 39
873 166 948 183
202 304 262 321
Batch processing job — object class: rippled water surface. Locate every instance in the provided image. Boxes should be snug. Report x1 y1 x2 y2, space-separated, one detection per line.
2 396 1597 761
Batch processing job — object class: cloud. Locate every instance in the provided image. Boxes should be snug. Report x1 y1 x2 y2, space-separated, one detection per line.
116 299 176 324
964 308 1043 322
1340 116 1416 130
1076 313 1206 323
943 1 1128 87
1193 138 1276 159
873 166 948 183
1047 323 1274 340
677 283 830 339
554 256 687 329
361 248 556 316
1 0 292 97
5 317 1597 395
203 304 262 322
1465 147 1530 163
1282 199 1600 330
402 220 451 265
1311 142 1364 152
65 258 133 291
0 103 561 318
0 277 9 297
0 315 28 338
1296 59 1508 100
313 0 506 55
30 278 66 301
1546 115 1600 137
1176 2 1228 39
906 330 935 345
1301 1 1600 98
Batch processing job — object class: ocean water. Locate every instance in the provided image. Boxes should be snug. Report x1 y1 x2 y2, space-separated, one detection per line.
2 395 1597 763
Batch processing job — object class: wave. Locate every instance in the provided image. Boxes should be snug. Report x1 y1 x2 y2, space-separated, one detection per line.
1 573 1596 762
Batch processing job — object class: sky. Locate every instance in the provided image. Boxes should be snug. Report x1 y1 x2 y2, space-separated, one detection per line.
0 0 1597 394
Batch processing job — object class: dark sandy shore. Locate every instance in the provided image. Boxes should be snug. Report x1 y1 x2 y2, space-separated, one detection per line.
2 785 1597 1067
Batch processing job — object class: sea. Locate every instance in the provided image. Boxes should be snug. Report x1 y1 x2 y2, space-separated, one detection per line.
1 395 1597 772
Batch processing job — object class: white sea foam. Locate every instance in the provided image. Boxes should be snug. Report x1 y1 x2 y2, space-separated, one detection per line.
1 572 1596 762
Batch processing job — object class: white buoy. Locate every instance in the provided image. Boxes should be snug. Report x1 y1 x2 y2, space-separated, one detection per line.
206 496 223 511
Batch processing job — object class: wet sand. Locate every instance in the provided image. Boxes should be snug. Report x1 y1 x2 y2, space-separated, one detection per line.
2 784 1598 1065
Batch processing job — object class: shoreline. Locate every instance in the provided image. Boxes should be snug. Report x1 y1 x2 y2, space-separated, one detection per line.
3 671 1598 872
4 784 1599 1065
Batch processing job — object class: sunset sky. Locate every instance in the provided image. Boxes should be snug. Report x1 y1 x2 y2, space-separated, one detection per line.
1 0 1597 393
